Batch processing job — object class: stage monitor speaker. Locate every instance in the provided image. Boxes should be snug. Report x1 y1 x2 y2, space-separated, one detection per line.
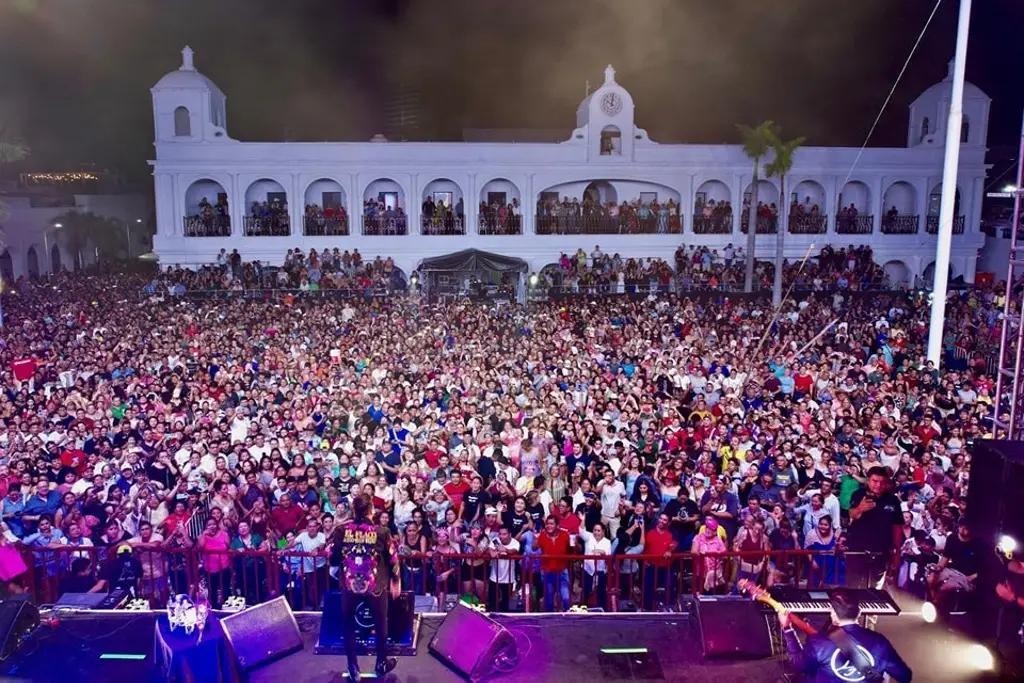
0 600 39 662
316 590 418 656
696 597 776 659
220 595 303 670
429 603 517 680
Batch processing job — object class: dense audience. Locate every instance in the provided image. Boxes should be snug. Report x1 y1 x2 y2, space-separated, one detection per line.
536 195 682 235
693 197 734 235
0 249 1000 618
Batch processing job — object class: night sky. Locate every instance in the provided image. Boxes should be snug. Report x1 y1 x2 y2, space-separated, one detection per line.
0 0 1021 183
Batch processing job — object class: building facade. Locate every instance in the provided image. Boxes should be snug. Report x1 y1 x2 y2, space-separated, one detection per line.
0 174 150 281
151 48 988 285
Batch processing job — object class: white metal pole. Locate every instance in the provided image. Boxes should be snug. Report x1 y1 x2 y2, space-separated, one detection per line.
927 0 973 365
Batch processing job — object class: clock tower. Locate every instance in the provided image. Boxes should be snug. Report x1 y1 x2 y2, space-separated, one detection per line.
575 64 642 161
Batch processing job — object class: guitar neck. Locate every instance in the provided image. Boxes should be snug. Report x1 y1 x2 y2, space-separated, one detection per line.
759 594 817 636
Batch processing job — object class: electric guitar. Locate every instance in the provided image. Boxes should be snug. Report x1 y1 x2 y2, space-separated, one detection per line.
736 578 816 635
737 579 890 683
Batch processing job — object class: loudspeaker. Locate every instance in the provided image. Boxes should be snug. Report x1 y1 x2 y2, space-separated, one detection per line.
429 603 517 680
220 595 303 670
315 590 418 656
0 600 39 662
696 597 776 659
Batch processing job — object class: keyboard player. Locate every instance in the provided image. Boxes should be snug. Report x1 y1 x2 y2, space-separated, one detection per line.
778 588 912 682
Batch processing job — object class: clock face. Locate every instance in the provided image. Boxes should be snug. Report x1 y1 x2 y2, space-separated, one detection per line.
600 91 623 116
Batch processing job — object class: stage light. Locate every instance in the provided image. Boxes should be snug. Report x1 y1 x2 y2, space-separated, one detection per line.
529 274 538 287
410 274 418 286
997 534 1017 557
1003 184 1018 194
136 218 143 223
54 222 63 228
921 601 937 623
967 644 994 671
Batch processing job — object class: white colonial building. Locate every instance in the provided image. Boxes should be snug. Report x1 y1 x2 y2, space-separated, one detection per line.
151 47 988 285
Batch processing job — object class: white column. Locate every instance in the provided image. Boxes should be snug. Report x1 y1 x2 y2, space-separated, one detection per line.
409 174 421 236
732 174 744 239
524 175 535 235
290 174 302 237
349 176 360 235
825 176 837 237
231 175 244 238
871 177 884 232
467 174 477 235
681 174 694 235
928 0 973 365
916 179 930 233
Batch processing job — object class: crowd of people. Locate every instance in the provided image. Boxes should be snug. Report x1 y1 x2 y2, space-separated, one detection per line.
245 198 290 237
362 199 408 236
184 196 231 237
421 196 465 236
0 245 1001 618
536 195 682 235
479 198 523 236
304 204 350 237
693 197 734 235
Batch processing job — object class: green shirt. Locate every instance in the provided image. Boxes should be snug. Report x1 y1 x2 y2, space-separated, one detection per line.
838 474 861 511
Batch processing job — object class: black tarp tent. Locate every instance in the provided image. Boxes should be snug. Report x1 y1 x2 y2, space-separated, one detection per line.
415 248 529 302
416 248 529 274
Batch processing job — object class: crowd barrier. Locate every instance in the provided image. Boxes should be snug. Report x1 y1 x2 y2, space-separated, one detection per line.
17 546 867 613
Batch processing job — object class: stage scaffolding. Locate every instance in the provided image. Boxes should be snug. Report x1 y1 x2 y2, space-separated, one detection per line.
994 116 1024 438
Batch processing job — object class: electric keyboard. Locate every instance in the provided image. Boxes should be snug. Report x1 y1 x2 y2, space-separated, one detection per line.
767 587 900 616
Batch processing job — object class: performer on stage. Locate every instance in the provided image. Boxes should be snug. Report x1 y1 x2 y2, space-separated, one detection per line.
335 493 399 680
778 587 912 682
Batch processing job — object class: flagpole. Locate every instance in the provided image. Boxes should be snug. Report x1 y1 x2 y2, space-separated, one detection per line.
927 0 973 365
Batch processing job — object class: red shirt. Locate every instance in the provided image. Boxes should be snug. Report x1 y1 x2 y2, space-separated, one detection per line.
536 529 572 572
423 448 444 469
443 481 471 512
553 511 581 538
644 527 677 567
270 503 306 536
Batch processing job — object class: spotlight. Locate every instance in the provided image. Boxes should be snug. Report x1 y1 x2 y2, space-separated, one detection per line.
410 275 418 286
997 534 1018 558
529 274 538 287
966 644 994 671
921 601 937 623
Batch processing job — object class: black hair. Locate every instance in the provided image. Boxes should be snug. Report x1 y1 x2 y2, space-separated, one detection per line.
351 493 372 522
829 588 861 621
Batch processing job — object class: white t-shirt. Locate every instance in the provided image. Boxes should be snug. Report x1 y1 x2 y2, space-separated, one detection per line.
599 480 625 518
578 528 611 575
489 538 521 584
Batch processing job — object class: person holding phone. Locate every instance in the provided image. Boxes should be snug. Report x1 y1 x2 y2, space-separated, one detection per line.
846 466 903 589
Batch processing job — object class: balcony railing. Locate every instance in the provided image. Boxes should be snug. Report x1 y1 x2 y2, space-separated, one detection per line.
692 215 732 234
880 214 919 235
303 215 349 236
788 214 827 234
183 215 231 237
535 214 679 235
243 214 290 237
740 214 778 234
836 214 874 235
420 214 465 235
362 214 408 236
926 215 966 235
478 212 522 235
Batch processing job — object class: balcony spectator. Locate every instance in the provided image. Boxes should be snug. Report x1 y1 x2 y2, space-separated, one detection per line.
479 198 522 235
536 195 679 235
185 196 231 237
304 203 349 236
363 199 407 236
421 197 464 235
246 198 290 236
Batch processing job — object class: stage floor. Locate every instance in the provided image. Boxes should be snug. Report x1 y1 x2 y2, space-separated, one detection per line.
0 609 1006 682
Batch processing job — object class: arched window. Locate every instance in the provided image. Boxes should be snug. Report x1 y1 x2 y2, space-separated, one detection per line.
920 117 930 141
173 106 191 137
600 125 621 156
961 116 970 143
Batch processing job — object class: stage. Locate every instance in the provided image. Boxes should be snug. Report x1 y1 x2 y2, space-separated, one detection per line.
0 608 1006 682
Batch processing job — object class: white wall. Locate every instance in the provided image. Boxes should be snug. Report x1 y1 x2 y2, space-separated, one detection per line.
883 260 910 284
363 178 406 207
745 179 779 205
304 178 346 208
839 181 871 212
479 178 521 206
883 182 916 214
696 180 730 206
792 180 826 209
244 179 288 211
185 179 227 215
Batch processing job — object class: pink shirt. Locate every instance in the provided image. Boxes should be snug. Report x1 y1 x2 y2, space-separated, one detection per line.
200 530 231 574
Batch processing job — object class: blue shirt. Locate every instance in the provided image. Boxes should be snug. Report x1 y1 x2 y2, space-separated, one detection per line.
0 497 25 537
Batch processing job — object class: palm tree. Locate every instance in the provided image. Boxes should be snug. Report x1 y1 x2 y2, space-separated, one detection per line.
52 211 126 269
764 129 807 306
738 121 777 293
